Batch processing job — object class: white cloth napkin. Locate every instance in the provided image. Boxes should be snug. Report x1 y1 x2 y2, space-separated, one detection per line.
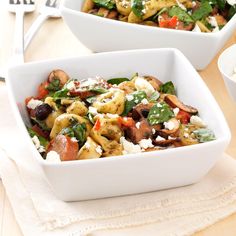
1 84 236 236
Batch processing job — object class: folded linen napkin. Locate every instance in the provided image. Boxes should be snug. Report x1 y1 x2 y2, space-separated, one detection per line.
1 84 236 236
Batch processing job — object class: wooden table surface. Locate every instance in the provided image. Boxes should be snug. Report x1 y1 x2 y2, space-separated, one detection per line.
0 1 236 235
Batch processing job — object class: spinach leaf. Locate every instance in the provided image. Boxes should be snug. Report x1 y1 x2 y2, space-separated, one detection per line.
27 127 49 147
107 77 130 85
132 0 144 18
216 0 226 10
61 123 87 145
46 79 61 91
168 6 194 24
122 91 147 116
147 102 174 125
193 128 216 143
192 1 212 21
53 88 70 100
160 81 176 95
92 0 115 9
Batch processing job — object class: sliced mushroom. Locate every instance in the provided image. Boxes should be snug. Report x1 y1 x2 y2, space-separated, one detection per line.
131 103 154 120
69 89 96 99
81 0 95 12
107 10 118 19
153 137 180 147
143 75 163 91
164 94 198 114
48 69 69 88
125 119 152 143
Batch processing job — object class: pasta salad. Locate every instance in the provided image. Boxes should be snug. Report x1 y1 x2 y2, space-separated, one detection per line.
82 0 236 32
25 69 216 162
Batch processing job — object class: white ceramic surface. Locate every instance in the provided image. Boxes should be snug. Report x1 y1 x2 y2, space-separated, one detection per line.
218 44 236 102
60 0 236 70
6 49 231 201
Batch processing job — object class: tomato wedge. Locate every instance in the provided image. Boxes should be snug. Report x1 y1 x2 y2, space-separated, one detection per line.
37 81 49 99
176 110 191 124
118 117 135 127
47 134 79 161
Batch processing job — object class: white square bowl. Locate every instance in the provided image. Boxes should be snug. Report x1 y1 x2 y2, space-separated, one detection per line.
218 44 236 102
6 48 231 201
60 0 236 70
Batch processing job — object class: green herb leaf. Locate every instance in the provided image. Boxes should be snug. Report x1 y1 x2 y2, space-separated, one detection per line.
27 127 49 147
191 1 213 21
53 88 70 100
193 128 216 143
61 123 87 145
46 79 61 91
87 113 95 124
160 81 176 95
132 0 144 18
122 90 147 116
228 5 236 20
168 6 194 24
92 0 115 9
149 91 160 102
86 96 97 104
147 102 174 125
107 77 130 85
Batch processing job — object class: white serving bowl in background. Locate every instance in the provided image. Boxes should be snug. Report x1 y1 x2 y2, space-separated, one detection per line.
6 49 231 201
60 0 236 70
218 44 236 102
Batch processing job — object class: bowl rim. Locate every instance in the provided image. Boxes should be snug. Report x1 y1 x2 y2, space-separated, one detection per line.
60 0 236 38
6 48 231 167
218 43 236 83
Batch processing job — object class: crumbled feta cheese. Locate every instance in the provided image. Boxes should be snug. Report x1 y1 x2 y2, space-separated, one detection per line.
80 78 98 87
183 133 189 138
138 138 154 149
126 94 134 101
66 80 76 90
156 136 166 141
27 99 43 109
120 137 142 154
136 122 141 129
152 128 156 134
135 76 155 97
173 107 180 116
89 106 98 115
192 1 196 6
95 145 103 155
227 0 236 5
71 137 77 142
141 98 149 105
84 142 91 150
106 113 119 119
208 16 219 32
32 135 45 153
164 120 175 130
190 115 206 128
46 151 61 162
156 103 162 108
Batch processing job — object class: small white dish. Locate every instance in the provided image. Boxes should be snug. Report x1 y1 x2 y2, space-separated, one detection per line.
218 44 236 102
60 0 236 70
6 48 231 201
